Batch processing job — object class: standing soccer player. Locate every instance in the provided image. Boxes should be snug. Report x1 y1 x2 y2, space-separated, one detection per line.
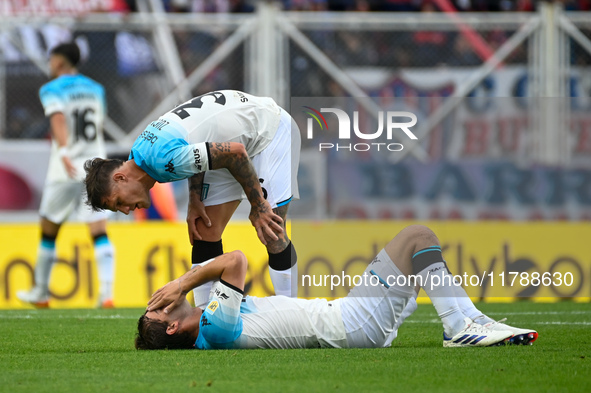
17 43 115 308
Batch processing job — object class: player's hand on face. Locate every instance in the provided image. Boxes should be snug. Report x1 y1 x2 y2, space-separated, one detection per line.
61 156 77 179
147 279 186 314
186 198 211 245
249 200 284 246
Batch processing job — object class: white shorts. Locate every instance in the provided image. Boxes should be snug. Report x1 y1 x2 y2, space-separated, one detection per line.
201 108 301 209
39 181 109 224
338 249 415 348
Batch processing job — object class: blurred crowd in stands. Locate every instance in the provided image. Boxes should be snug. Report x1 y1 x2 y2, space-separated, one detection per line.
105 0 591 13
1 0 589 141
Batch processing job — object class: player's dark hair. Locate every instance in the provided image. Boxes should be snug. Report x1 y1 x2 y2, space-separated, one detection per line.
50 42 80 67
84 157 125 211
135 312 195 350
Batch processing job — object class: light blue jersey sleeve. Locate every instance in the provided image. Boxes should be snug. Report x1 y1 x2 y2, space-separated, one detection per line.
129 119 211 183
39 83 65 117
195 280 244 350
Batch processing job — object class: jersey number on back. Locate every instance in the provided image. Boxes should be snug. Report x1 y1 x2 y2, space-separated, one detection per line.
170 92 226 120
72 108 97 141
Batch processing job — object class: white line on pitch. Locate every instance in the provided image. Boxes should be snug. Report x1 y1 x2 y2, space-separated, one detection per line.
403 319 591 325
0 314 138 319
485 311 591 316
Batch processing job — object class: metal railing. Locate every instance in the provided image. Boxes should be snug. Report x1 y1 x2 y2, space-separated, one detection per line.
1 3 590 220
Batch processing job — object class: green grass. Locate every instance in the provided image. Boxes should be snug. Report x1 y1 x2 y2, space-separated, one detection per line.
1 302 590 393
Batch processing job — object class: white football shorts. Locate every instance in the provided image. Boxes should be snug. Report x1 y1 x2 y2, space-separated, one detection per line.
201 108 301 209
39 180 109 224
338 248 415 348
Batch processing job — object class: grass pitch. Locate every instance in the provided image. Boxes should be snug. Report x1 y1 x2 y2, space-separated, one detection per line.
1 302 589 393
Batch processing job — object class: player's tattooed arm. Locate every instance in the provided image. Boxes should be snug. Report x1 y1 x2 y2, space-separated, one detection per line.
188 173 205 200
186 173 210 245
207 142 284 245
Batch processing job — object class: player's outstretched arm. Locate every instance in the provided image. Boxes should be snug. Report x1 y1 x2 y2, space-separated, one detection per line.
147 250 247 314
207 142 284 245
187 173 211 244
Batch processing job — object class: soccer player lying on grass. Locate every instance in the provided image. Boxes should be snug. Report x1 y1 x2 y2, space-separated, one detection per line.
137 225 538 350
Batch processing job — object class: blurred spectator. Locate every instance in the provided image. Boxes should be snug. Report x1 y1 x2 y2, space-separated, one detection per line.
175 31 218 71
353 0 372 10
375 0 421 11
230 0 255 11
335 31 379 65
284 0 328 10
167 0 193 12
447 34 481 66
6 107 48 139
167 0 253 13
327 0 355 10
108 0 134 12
516 0 535 11
189 0 230 12
412 1 450 66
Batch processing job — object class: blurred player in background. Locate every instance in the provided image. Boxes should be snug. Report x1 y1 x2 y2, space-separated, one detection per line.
17 43 115 308
84 90 300 307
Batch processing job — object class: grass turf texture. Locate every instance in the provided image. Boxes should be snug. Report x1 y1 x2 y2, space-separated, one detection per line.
1 302 589 393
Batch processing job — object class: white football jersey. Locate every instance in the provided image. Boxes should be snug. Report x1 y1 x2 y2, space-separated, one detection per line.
39 74 106 183
196 284 347 350
160 90 281 158
236 296 348 349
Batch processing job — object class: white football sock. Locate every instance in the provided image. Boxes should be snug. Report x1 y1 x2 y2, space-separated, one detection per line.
34 241 56 296
192 258 216 308
416 262 466 337
94 237 115 300
269 263 298 297
453 280 495 324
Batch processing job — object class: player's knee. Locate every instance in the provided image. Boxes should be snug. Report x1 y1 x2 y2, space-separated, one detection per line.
400 225 439 250
195 221 225 242
229 250 248 269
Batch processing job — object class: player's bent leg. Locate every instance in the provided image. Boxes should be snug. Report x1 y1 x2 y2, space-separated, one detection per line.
89 219 115 308
339 227 433 347
191 200 240 308
339 247 415 348
266 203 298 297
17 217 61 307
384 225 513 347
382 224 441 276
383 288 419 347
248 109 300 297
194 200 241 243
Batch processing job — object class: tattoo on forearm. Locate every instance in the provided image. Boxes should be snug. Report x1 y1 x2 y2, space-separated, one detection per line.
249 189 269 215
214 142 231 153
208 142 267 213
189 173 205 200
